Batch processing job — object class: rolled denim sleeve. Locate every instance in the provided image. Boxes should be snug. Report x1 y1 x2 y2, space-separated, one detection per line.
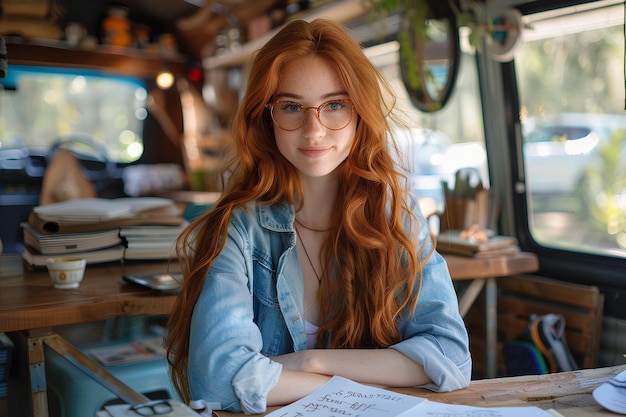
188 217 282 413
391 210 472 391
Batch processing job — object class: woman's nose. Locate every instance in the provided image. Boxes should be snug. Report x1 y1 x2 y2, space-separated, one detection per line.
302 108 325 137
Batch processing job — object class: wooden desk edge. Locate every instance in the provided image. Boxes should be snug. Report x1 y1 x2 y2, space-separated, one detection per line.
0 294 176 333
213 365 626 417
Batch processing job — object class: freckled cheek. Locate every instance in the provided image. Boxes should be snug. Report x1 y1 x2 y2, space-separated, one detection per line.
274 131 298 159
343 125 358 151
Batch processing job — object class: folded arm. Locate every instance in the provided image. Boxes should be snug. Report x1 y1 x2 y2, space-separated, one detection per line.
267 348 429 406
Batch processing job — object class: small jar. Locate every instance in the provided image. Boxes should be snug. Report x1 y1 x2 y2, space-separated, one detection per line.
102 5 132 47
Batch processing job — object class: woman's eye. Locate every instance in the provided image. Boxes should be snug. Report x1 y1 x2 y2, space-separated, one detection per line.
280 103 301 113
326 102 343 111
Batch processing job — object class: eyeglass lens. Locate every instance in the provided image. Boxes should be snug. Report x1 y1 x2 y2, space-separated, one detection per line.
129 400 173 416
270 100 353 131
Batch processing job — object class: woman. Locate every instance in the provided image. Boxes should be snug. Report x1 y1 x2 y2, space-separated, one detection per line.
166 18 471 414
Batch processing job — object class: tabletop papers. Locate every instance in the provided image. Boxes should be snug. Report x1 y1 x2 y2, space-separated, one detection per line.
266 376 553 417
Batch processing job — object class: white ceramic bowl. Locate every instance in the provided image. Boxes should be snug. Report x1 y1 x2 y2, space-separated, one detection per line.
46 258 86 289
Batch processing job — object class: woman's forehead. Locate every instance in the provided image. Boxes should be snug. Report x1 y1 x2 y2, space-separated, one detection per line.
274 55 347 101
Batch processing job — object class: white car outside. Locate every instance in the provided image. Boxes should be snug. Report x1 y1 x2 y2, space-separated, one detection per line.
392 128 488 211
522 113 626 195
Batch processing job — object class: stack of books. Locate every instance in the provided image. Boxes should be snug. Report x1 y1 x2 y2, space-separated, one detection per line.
21 197 187 268
121 224 186 260
436 229 520 258
21 223 126 266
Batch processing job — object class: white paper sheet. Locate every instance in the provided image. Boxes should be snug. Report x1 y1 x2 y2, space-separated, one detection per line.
410 401 556 417
265 376 426 417
265 376 553 417
34 197 174 222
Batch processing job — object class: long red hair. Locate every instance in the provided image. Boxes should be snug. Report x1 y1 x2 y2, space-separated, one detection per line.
166 18 428 404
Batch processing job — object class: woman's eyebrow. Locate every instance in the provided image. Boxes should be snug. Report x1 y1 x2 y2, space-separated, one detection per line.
274 93 303 101
321 91 349 99
274 91 349 101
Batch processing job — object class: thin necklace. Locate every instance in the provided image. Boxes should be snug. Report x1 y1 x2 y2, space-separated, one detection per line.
295 217 331 233
295 224 323 300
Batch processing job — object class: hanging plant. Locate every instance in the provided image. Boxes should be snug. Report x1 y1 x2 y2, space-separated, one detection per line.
366 0 524 62
364 0 522 112
367 0 428 91
365 0 461 112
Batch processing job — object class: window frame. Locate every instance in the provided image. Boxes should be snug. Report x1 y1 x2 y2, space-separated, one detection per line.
499 1 625 289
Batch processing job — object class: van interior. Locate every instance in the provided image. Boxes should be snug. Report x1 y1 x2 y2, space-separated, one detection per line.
0 0 624 416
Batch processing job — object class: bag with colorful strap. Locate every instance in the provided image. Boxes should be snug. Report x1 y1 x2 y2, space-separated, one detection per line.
504 313 578 376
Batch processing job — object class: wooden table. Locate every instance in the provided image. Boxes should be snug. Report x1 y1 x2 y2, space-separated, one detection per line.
216 365 626 417
395 365 626 416
0 252 538 417
0 261 179 417
0 261 178 333
443 252 540 378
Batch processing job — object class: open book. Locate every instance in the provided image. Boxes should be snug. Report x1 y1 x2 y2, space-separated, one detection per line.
264 376 553 417
33 197 175 223
29 197 183 234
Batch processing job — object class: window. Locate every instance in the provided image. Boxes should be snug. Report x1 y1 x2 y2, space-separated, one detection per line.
0 65 147 163
365 36 486 213
515 0 626 258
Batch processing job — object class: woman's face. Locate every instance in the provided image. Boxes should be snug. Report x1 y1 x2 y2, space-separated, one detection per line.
272 54 357 180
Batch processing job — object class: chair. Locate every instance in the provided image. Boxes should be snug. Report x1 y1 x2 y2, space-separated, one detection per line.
497 275 604 370
464 275 604 377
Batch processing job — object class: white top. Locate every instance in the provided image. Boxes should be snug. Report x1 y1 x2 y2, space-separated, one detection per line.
305 320 319 349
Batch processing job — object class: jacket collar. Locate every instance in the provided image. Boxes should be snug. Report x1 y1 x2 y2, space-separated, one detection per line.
257 201 295 232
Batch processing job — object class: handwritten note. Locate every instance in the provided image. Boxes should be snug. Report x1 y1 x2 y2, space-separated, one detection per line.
265 376 553 417
265 376 426 417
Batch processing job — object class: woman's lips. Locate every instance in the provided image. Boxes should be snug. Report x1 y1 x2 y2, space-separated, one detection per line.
299 147 332 158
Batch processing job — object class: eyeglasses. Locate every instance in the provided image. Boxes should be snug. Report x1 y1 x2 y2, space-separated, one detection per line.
129 400 173 416
266 99 354 131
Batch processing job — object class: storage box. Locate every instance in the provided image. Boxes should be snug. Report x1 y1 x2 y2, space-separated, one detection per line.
45 338 178 417
0 333 13 384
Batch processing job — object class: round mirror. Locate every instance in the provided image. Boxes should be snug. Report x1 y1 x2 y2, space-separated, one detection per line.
399 2 460 112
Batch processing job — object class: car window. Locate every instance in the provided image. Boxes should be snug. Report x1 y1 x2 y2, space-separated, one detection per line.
0 65 147 163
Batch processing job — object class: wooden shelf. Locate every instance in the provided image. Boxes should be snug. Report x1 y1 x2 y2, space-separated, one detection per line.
6 37 190 78
203 0 371 71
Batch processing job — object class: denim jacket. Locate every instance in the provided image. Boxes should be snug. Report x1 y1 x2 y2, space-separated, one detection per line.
188 200 471 413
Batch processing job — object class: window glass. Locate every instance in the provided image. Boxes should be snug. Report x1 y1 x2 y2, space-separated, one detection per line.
365 37 486 213
515 1 626 258
0 65 147 163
